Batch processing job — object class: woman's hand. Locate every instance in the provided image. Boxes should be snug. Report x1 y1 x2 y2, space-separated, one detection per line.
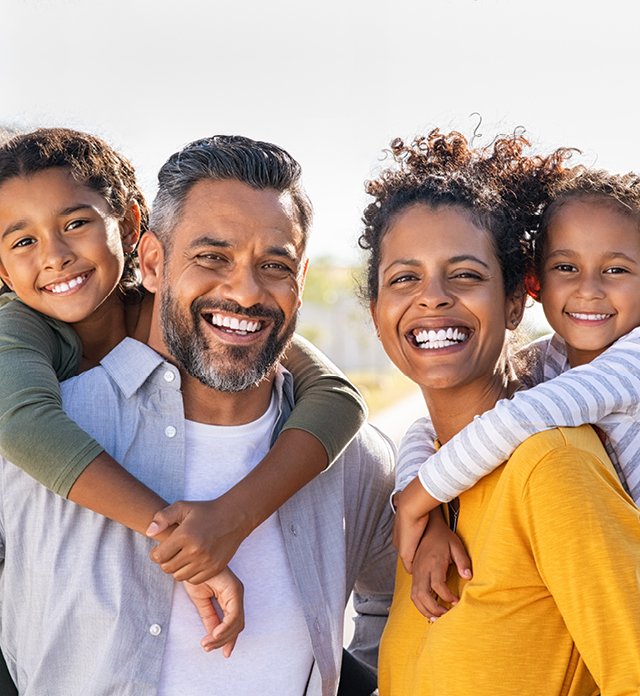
410 507 472 619
393 476 442 572
183 567 245 658
147 498 252 584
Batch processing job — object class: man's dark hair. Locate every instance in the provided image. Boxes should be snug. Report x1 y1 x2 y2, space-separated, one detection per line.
150 135 313 248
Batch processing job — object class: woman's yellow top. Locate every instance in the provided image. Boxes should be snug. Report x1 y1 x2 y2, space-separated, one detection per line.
380 425 640 696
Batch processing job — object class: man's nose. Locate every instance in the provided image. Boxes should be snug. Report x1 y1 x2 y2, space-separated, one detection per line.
219 265 265 308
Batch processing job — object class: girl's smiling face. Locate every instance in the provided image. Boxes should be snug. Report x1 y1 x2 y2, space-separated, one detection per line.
370 204 523 395
539 198 640 367
0 168 139 325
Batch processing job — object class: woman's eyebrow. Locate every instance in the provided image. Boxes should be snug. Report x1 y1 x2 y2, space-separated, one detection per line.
448 254 491 269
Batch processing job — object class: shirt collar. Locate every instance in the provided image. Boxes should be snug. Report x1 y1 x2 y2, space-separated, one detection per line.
100 337 169 398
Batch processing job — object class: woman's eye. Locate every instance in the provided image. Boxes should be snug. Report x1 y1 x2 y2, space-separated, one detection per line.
451 271 482 281
389 273 417 286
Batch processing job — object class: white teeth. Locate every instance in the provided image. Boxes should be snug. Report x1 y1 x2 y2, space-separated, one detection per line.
48 274 88 294
569 312 611 321
413 327 469 350
208 314 262 334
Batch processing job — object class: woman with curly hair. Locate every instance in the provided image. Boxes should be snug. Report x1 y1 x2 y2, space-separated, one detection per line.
360 130 640 694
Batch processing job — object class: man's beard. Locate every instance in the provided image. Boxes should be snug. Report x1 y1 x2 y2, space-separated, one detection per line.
160 289 297 393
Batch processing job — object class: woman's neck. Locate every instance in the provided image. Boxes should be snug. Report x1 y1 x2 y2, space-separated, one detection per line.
423 370 516 444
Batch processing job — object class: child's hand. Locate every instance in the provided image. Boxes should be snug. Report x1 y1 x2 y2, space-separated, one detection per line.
147 497 251 584
393 476 442 573
183 567 245 658
410 507 472 619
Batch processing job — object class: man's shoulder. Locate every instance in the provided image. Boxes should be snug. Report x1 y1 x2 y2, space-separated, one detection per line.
339 422 396 489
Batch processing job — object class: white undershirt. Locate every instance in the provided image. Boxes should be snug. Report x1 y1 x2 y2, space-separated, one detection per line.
157 395 314 695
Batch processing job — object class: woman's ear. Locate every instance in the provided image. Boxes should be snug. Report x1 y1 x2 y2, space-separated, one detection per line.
138 231 164 294
506 284 527 331
120 200 142 253
370 300 381 340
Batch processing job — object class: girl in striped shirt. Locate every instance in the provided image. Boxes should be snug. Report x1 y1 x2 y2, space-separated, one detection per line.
394 166 640 617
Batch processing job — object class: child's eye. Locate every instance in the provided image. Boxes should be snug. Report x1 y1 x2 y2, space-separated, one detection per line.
12 236 36 249
66 219 89 231
552 263 577 273
604 266 629 275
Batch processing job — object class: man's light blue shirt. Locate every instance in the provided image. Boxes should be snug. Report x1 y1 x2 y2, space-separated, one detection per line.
0 338 396 696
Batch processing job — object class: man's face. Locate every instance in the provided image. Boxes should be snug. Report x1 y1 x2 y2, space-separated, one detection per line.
151 179 306 392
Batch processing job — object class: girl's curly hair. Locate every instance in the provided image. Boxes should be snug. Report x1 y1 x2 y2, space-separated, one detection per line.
359 128 572 302
532 166 640 277
0 128 149 299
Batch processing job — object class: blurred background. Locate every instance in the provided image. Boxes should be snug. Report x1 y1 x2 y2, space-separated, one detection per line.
2 0 638 434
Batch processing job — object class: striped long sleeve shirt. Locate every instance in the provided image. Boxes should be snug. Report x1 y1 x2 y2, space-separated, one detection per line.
396 328 640 505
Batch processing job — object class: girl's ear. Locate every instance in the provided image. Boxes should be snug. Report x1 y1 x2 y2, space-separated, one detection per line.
120 200 142 253
138 231 164 294
0 260 14 292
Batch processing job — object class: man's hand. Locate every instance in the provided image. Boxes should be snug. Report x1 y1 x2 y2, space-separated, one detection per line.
409 507 472 619
147 497 251 584
183 567 245 658
393 476 441 573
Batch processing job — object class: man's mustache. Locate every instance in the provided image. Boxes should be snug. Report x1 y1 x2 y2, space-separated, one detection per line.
191 298 285 324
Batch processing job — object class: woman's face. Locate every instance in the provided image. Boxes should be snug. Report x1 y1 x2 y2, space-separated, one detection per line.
370 204 522 394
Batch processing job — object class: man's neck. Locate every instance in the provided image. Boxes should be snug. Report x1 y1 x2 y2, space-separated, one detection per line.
180 369 276 426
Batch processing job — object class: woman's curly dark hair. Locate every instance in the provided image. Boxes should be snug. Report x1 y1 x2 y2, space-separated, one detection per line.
359 129 572 302
532 166 640 278
0 128 149 299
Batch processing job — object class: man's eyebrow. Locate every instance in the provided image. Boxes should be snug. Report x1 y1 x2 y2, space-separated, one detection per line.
189 236 232 249
265 245 297 262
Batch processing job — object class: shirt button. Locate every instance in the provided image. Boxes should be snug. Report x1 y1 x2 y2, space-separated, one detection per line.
164 370 175 383
149 623 162 636
290 523 297 536
314 618 321 632
165 426 177 438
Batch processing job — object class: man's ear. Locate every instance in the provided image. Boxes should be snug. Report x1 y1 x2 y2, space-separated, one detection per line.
297 258 309 308
139 231 165 294
120 200 142 253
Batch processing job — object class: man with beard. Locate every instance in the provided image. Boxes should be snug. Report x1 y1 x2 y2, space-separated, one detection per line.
0 136 396 696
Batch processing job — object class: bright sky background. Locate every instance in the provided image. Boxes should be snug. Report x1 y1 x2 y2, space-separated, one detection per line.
2 0 639 263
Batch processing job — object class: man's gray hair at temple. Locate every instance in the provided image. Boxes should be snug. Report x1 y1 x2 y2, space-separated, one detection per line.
150 135 313 250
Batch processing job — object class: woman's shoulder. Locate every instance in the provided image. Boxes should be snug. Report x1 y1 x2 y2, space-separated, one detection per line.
506 425 611 488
